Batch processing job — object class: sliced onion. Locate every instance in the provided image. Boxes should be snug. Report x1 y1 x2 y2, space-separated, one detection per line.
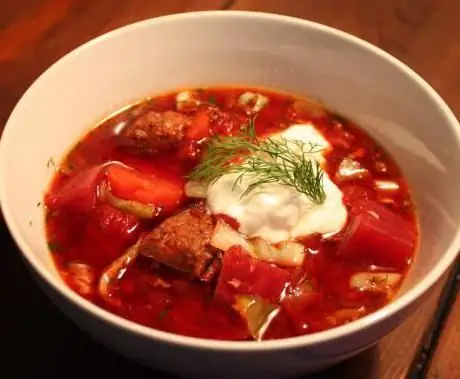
250 237 277 262
374 180 400 191
238 92 269 112
350 272 402 294
99 181 161 219
66 262 96 297
176 90 191 103
210 220 253 253
233 295 278 340
211 220 305 267
251 238 305 267
336 157 368 182
98 241 140 307
176 90 203 111
184 180 208 199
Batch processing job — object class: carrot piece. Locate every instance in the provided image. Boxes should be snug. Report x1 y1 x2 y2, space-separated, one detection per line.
106 163 183 214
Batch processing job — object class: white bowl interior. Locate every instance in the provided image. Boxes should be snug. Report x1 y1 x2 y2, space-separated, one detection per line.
1 11 459 353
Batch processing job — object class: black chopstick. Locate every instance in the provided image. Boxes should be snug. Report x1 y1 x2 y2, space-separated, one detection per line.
407 260 459 379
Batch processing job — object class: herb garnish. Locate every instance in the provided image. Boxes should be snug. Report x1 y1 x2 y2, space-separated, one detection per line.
208 95 217 105
47 157 56 169
157 308 170 320
47 241 60 252
188 118 326 204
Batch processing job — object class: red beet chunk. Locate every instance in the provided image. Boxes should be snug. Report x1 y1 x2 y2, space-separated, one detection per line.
338 200 416 270
282 291 322 317
215 246 289 304
45 165 104 212
92 204 140 246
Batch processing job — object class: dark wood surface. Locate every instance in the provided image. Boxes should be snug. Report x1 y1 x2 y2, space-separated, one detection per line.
0 1 459 378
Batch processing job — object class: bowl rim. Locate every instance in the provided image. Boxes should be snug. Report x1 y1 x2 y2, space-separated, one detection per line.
1 10 460 352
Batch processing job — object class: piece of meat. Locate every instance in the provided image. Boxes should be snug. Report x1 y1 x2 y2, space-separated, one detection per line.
120 110 191 154
200 253 222 283
138 204 217 278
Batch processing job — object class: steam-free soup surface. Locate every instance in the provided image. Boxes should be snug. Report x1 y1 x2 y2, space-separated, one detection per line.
44 87 418 341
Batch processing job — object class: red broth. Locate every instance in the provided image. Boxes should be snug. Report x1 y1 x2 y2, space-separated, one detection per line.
44 87 418 341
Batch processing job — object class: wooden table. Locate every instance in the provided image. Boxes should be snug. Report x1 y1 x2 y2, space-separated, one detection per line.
1 1 458 378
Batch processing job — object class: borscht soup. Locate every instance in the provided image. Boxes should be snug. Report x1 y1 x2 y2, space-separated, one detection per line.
44 87 418 341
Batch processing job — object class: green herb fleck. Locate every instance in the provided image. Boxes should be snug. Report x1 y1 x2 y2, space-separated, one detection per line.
47 241 60 253
188 117 326 204
208 95 217 105
29 219 32 226
36 201 42 207
47 157 56 169
59 161 74 175
156 308 170 320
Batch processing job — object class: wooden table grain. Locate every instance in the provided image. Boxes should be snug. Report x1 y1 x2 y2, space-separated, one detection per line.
0 1 458 378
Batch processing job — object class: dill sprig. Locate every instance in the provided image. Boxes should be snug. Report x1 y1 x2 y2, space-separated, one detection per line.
188 118 326 204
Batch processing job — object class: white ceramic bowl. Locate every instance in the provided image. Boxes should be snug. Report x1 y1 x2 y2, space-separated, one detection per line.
1 11 459 379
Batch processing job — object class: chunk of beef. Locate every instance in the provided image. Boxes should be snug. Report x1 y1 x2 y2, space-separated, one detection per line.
120 110 191 154
138 204 217 278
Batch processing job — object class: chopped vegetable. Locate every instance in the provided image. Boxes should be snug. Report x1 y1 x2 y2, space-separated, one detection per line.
175 90 195 111
66 262 96 297
336 158 368 182
184 180 208 199
210 220 254 254
215 246 289 304
210 220 305 267
338 200 416 270
374 160 388 173
250 238 305 267
99 181 161 219
374 180 400 191
233 295 278 339
350 272 402 293
92 204 140 246
186 111 210 140
282 282 321 316
176 90 191 104
238 92 269 112
98 241 140 307
291 99 327 118
106 163 183 214
45 165 105 211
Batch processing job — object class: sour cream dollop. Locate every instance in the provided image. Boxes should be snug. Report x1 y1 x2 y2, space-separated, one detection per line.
206 124 348 243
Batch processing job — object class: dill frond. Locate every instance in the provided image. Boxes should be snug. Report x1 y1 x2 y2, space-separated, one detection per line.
188 118 326 204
